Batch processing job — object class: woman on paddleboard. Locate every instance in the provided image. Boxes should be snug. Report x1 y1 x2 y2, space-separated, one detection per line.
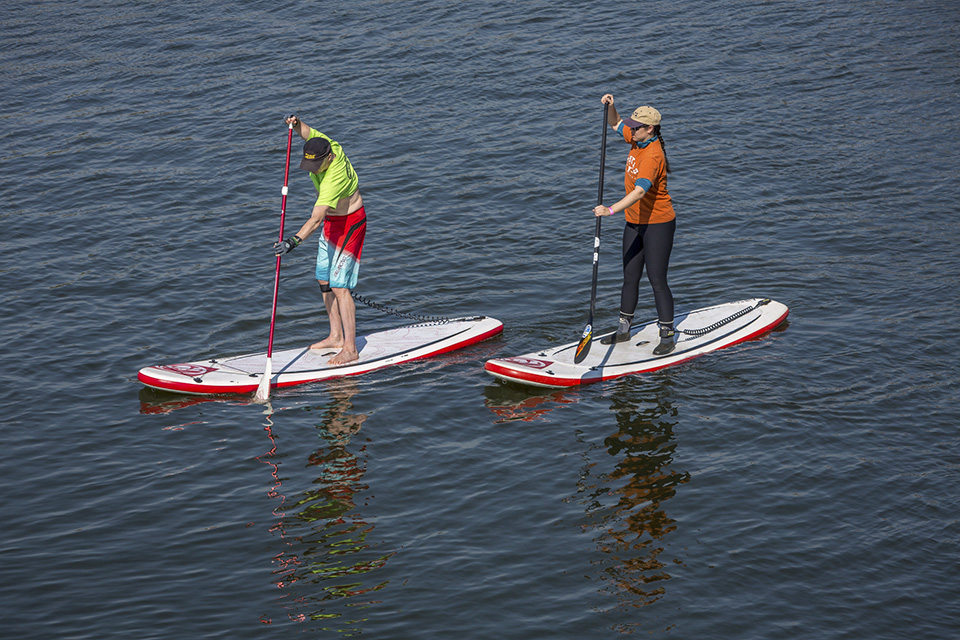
273 115 367 365
593 94 676 355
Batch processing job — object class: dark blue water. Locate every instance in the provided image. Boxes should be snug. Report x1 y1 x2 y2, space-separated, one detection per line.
3 0 959 637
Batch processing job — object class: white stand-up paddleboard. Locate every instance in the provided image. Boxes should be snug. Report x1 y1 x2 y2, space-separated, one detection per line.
485 298 788 388
139 316 503 395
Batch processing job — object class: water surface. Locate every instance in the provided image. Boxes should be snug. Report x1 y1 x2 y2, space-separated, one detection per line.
2 0 958 638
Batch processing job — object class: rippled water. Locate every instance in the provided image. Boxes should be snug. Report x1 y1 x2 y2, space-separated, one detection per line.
2 0 959 638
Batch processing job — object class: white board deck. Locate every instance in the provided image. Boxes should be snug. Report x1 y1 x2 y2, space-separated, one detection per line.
485 298 788 388
139 316 503 395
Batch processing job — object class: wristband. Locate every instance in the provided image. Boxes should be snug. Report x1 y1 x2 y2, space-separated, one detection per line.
292 235 302 247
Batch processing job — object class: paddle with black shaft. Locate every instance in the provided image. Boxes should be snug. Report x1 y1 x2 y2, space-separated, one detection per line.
255 122 295 402
574 102 610 364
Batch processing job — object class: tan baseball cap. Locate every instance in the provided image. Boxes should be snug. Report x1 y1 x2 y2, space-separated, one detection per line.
622 106 661 127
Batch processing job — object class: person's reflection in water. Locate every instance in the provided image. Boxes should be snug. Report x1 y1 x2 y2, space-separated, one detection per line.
271 380 395 630
576 382 690 632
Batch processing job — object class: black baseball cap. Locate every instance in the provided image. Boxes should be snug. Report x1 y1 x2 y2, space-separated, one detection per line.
300 137 332 171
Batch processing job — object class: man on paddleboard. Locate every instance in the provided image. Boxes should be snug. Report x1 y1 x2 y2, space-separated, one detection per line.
274 115 367 365
592 95 677 355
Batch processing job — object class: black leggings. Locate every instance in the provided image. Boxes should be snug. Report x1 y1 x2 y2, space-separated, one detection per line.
620 219 675 323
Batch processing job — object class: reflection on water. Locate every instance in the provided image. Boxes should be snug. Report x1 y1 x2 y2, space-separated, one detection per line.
482 383 581 423
258 380 393 633
572 380 690 634
137 387 252 414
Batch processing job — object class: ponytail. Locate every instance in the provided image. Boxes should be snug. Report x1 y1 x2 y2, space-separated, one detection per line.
653 125 671 173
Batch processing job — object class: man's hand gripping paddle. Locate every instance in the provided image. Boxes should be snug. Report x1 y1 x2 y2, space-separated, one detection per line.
574 103 609 364
255 121 294 402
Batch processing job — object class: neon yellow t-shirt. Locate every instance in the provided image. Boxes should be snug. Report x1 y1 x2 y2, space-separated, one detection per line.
307 128 359 208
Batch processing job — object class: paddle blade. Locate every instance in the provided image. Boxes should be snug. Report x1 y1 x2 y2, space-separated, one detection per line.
574 324 593 363
254 357 272 402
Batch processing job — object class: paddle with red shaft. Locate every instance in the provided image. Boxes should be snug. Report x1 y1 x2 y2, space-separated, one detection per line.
574 102 610 364
255 122 295 402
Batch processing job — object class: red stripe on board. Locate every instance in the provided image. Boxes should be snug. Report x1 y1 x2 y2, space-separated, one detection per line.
138 370 258 395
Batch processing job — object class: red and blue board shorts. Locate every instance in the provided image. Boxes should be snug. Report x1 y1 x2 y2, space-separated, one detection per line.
316 207 366 289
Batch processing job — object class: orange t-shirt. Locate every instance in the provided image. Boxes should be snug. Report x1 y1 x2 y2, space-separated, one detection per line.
621 126 675 225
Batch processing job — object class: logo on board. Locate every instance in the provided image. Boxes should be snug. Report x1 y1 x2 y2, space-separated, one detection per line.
501 357 552 369
158 363 218 377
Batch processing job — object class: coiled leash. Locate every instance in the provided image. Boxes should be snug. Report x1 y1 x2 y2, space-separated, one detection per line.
678 298 771 336
350 291 456 325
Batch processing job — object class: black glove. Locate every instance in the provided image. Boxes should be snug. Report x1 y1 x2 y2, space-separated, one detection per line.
273 235 302 255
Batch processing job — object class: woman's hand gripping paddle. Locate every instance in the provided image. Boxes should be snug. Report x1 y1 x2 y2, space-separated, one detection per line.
574 103 610 364
255 122 295 402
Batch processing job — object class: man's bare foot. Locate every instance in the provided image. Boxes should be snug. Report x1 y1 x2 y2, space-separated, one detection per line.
309 336 342 350
327 348 359 365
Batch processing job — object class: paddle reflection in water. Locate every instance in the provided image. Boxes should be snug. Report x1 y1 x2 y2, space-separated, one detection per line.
259 380 394 632
571 380 689 633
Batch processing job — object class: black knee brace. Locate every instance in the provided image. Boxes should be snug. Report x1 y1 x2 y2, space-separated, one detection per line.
319 282 332 293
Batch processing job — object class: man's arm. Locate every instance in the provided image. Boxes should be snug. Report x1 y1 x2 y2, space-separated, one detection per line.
294 204 332 241
285 114 312 140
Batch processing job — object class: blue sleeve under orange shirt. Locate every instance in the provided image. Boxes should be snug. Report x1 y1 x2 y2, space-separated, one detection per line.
616 121 675 225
